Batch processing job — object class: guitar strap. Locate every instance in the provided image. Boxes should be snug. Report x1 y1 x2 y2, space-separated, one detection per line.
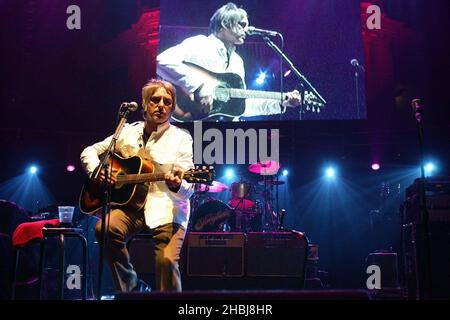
142 127 150 146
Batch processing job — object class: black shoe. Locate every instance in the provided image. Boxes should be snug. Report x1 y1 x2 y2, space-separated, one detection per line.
132 280 151 293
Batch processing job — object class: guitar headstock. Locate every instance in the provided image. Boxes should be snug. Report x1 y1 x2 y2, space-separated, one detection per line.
303 91 326 113
184 166 215 184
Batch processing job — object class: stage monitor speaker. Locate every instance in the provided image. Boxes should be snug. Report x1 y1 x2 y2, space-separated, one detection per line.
187 232 245 277
366 252 399 289
246 231 308 278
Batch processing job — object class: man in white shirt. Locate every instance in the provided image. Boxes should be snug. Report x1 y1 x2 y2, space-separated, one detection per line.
157 2 301 122
80 79 194 292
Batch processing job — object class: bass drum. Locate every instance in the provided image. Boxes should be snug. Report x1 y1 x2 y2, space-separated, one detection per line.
190 200 234 232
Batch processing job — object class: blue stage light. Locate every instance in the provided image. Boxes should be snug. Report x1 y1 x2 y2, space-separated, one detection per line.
255 72 266 85
226 168 234 178
282 169 289 177
325 167 336 179
424 162 436 175
28 165 38 174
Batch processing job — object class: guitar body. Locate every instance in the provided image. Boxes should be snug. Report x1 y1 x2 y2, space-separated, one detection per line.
79 154 153 215
172 62 246 122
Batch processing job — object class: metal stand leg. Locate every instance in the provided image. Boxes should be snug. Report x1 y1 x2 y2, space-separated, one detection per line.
38 239 46 299
58 234 65 300
81 235 88 300
10 249 19 300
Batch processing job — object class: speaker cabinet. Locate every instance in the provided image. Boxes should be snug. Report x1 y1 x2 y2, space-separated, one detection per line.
187 232 245 277
366 252 399 289
128 235 155 274
246 232 308 278
402 221 450 299
402 177 450 299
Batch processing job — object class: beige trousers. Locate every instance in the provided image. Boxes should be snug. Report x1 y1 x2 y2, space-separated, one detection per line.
95 208 186 292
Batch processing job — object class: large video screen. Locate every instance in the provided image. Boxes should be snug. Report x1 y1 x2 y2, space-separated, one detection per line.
157 0 366 122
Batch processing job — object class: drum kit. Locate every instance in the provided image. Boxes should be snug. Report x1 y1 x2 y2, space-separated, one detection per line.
190 160 285 233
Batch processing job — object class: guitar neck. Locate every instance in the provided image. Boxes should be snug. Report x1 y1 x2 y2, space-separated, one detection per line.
117 172 166 185
226 88 286 100
220 88 324 108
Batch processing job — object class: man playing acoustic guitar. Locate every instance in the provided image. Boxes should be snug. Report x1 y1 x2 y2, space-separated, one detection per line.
80 79 195 293
157 2 302 121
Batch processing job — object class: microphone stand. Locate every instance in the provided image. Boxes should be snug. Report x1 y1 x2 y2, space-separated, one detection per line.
262 36 327 120
354 70 361 119
91 103 133 300
412 99 432 300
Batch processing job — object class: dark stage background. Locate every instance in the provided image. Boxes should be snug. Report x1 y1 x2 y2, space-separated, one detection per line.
0 0 449 291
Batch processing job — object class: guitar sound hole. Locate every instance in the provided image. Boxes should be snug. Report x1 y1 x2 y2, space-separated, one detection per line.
214 86 230 102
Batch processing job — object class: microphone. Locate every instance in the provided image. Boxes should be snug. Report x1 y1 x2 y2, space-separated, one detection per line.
120 101 138 112
351 59 365 73
412 99 423 112
412 98 424 123
247 26 280 37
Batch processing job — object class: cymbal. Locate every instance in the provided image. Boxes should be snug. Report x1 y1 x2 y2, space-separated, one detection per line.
196 181 228 193
258 180 285 186
248 160 280 175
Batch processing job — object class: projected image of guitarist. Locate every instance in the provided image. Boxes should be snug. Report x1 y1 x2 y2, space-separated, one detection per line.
157 2 303 122
79 79 212 293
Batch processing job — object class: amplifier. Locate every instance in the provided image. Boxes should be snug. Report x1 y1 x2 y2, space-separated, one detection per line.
404 195 450 223
402 221 450 299
366 252 399 289
402 177 450 299
187 232 245 277
246 231 308 278
406 177 450 198
128 235 155 274
403 177 450 223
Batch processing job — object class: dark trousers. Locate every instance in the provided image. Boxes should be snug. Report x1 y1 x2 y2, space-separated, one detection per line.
95 208 186 292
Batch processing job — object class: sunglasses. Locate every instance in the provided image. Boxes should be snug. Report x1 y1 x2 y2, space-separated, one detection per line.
149 96 173 106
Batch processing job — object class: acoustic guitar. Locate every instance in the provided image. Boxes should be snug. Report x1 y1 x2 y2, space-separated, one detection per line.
79 153 214 215
171 61 325 122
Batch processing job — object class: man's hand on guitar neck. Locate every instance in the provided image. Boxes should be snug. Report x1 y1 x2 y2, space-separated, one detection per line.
165 167 183 192
282 90 302 108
